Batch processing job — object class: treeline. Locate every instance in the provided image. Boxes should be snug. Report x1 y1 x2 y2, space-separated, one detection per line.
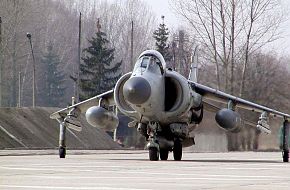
1 1 290 151
148 0 290 151
170 0 290 150
0 0 156 107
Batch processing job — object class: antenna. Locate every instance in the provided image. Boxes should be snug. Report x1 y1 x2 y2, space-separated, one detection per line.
188 46 199 82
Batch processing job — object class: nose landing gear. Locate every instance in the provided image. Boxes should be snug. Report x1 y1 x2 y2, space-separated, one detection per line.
149 147 159 161
147 122 160 161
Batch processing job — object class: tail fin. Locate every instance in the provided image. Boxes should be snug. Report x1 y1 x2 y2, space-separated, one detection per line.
188 46 199 82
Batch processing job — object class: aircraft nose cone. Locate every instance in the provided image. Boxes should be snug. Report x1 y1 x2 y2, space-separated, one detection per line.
123 77 151 105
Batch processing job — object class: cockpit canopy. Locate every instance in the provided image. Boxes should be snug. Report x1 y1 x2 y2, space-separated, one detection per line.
133 50 166 75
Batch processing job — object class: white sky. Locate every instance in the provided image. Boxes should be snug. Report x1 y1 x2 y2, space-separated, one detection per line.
144 0 290 57
144 0 179 28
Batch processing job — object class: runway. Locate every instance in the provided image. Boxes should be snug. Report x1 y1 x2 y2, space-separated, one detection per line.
1 150 290 190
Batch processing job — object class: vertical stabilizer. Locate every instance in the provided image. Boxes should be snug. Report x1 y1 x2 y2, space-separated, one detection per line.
188 46 199 82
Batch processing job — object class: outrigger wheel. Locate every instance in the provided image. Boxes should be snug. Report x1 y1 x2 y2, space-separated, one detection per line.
283 150 289 162
59 147 66 158
173 139 182 161
149 147 159 161
282 120 289 162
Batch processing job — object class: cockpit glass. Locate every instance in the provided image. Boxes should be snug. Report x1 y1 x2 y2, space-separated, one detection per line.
141 57 149 68
134 54 164 75
147 56 164 74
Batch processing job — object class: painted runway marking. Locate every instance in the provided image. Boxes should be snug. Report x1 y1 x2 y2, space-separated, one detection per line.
0 185 151 190
16 175 290 181
0 162 113 167
0 166 93 172
87 171 290 179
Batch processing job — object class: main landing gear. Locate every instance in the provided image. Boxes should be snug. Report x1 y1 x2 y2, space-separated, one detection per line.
173 139 182 161
146 121 184 161
160 148 169 160
148 139 183 161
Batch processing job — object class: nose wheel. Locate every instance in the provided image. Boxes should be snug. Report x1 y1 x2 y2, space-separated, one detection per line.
149 147 159 161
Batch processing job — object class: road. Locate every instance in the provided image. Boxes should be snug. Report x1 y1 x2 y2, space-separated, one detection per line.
0 150 290 190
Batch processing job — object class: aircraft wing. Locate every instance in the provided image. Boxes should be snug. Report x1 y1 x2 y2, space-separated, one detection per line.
50 90 114 120
203 100 259 129
190 81 290 120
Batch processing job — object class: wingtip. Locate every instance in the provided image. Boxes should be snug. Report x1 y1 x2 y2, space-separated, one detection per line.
50 112 61 120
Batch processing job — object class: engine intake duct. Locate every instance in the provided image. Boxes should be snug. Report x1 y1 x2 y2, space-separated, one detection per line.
215 109 243 133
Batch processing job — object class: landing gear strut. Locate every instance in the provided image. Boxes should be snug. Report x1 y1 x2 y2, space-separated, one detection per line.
282 120 289 162
147 122 160 161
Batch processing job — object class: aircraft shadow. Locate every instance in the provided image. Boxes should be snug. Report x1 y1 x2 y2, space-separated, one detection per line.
180 159 281 163
109 158 281 163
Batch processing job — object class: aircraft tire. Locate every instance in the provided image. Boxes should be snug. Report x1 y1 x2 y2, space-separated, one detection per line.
160 149 169 160
59 147 66 158
283 150 289 162
149 147 159 161
173 140 182 161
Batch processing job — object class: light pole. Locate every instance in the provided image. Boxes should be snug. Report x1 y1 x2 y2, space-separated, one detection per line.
0 16 3 107
26 33 36 108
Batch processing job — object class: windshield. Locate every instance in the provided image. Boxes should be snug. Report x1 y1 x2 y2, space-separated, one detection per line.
141 57 150 68
133 55 164 75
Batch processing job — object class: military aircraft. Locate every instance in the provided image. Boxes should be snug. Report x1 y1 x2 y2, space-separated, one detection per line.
50 50 290 162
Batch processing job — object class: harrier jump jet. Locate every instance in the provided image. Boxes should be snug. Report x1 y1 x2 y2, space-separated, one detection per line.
50 50 290 162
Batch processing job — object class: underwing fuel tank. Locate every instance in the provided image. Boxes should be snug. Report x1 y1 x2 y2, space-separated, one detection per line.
215 109 243 133
85 106 119 131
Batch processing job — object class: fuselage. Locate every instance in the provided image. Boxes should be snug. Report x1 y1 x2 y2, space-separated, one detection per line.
118 50 202 126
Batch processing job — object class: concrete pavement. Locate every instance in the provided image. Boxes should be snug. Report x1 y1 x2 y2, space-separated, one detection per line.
0 150 290 190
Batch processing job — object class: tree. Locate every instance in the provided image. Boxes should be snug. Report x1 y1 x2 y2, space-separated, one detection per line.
172 0 285 151
79 28 122 101
0 0 156 107
172 0 284 94
39 43 66 107
153 16 171 62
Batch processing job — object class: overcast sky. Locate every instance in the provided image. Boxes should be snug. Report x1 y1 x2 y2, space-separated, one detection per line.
145 0 178 26
144 0 290 56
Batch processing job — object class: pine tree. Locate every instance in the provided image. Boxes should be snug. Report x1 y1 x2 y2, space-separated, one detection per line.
80 29 122 101
39 43 66 107
153 16 171 61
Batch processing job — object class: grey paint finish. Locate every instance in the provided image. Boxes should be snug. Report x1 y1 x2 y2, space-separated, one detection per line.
191 81 290 119
49 49 290 161
123 77 151 105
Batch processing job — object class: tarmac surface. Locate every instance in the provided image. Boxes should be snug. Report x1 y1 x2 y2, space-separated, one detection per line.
1 150 290 190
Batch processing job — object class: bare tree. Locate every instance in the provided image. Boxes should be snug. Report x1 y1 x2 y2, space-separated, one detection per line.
171 0 284 94
171 0 285 151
